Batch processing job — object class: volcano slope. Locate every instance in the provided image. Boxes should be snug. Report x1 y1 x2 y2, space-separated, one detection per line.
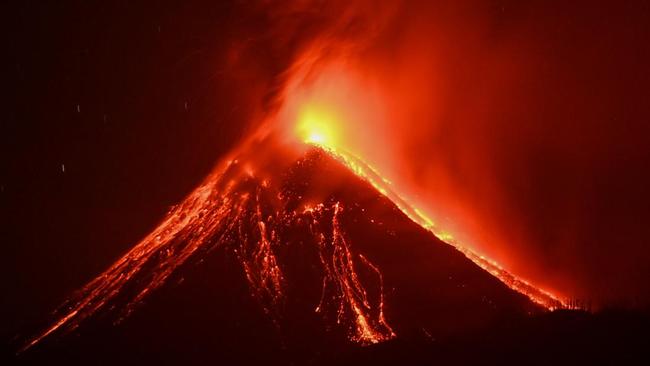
16 136 580 365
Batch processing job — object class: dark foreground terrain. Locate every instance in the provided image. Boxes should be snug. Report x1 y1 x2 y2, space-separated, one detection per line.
5 308 649 365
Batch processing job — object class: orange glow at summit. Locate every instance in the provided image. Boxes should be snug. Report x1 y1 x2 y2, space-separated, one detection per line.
296 104 340 146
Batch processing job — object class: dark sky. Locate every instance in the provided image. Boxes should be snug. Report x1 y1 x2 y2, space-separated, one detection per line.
2 0 650 342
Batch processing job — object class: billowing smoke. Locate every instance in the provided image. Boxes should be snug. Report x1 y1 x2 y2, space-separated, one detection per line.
242 0 650 308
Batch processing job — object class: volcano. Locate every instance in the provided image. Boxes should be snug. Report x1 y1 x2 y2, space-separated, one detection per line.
18 133 565 364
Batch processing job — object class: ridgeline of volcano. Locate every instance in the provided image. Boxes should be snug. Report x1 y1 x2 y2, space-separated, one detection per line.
20 136 546 362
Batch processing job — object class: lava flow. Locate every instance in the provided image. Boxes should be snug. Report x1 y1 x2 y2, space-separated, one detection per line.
306 142 566 311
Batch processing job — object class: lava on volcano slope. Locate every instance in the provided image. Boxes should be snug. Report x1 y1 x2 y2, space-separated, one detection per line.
313 143 566 311
21 135 394 351
22 128 564 353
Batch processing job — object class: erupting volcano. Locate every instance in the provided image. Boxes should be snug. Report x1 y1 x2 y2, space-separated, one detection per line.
22 100 565 354
8 2 650 365
18 45 571 355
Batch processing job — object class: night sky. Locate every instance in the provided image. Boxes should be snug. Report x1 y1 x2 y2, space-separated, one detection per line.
3 0 650 344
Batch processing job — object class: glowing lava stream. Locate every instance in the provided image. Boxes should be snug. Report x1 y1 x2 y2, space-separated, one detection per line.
307 140 567 311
